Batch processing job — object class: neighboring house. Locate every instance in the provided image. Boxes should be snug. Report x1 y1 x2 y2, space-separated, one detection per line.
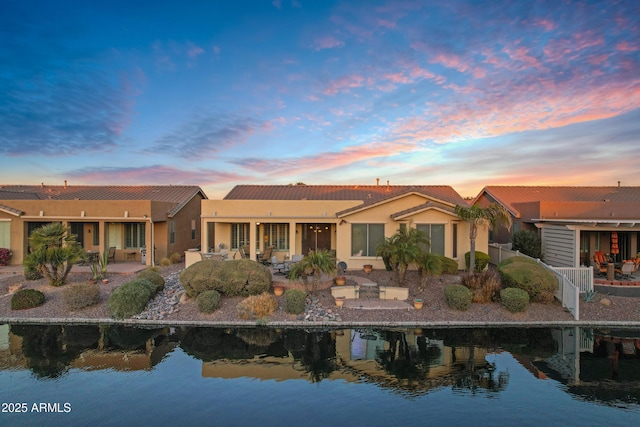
197 183 482 271
0 184 207 266
473 186 640 267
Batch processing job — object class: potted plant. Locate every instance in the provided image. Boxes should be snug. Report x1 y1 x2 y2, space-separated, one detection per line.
335 276 346 286
0 248 11 266
335 296 346 308
363 264 373 273
413 298 424 310
273 284 285 296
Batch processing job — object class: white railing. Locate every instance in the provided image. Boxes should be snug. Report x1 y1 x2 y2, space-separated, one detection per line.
552 267 594 293
488 243 581 320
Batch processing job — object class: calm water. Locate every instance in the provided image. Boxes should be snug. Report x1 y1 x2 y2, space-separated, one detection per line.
1 325 639 427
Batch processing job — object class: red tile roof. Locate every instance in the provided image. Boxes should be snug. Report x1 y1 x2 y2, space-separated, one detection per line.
0 185 207 216
477 186 640 220
224 184 467 206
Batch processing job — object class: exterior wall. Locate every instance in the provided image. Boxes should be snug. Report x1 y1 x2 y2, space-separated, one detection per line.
0 197 202 266
201 196 477 271
165 195 203 261
541 224 576 267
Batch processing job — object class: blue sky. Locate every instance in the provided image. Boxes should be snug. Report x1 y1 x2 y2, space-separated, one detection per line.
1 0 638 198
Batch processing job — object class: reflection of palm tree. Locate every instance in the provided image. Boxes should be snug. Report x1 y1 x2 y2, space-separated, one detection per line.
285 331 337 383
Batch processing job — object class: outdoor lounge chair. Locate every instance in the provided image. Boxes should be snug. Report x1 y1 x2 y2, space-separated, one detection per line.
260 246 274 264
615 261 635 280
591 258 607 277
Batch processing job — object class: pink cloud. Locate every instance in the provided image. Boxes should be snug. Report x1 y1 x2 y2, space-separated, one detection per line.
323 74 365 95
617 41 639 52
313 35 345 50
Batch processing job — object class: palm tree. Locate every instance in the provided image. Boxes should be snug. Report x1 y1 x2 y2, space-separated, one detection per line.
454 203 512 272
26 223 85 286
288 249 336 292
376 227 429 286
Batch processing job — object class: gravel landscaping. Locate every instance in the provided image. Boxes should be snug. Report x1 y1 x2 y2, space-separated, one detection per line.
1 263 639 326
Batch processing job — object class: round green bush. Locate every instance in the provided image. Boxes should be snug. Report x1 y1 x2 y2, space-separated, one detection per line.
11 289 46 310
498 257 557 303
284 288 307 314
444 284 472 311
63 282 100 310
107 279 155 319
197 290 222 314
500 287 529 313
436 255 459 274
180 259 272 297
464 251 490 272
136 269 165 293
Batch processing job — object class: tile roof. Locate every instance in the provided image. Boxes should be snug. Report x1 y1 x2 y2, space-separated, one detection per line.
224 184 467 206
478 186 640 219
0 184 204 201
0 185 207 216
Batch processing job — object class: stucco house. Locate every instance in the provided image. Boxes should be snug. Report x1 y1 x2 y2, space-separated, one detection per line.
196 183 482 271
0 184 207 266
473 186 640 267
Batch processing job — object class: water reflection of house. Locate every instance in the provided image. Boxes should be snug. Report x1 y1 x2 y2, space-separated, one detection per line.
519 327 640 404
0 325 175 373
200 329 491 394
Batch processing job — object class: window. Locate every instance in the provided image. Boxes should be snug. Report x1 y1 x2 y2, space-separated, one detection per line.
231 223 249 250
0 221 9 248
124 223 145 248
92 223 99 246
452 223 458 258
351 224 384 256
108 223 122 249
417 224 445 256
191 219 196 240
265 223 289 251
169 221 175 244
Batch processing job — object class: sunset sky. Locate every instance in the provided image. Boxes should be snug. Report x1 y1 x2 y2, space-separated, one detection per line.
1 0 638 199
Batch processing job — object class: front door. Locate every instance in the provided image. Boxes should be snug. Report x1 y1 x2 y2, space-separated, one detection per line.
301 223 332 254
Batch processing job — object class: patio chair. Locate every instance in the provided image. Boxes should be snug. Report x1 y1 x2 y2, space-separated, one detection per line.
271 256 286 274
591 258 607 277
615 261 635 280
107 246 116 263
260 246 274 264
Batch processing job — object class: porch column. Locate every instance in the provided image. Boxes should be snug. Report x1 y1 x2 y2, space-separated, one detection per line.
289 221 296 256
249 220 258 261
98 221 106 253
202 218 210 252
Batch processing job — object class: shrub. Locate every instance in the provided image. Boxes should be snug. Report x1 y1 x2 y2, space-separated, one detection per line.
500 288 529 313
107 279 155 319
284 288 307 314
180 259 271 297
169 252 182 264
136 269 165 293
23 258 43 281
196 290 222 314
512 230 543 259
0 248 11 265
464 251 490 272
236 292 278 319
436 255 459 274
444 284 472 311
11 289 45 310
63 282 100 310
462 269 502 303
159 257 171 266
498 257 557 303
